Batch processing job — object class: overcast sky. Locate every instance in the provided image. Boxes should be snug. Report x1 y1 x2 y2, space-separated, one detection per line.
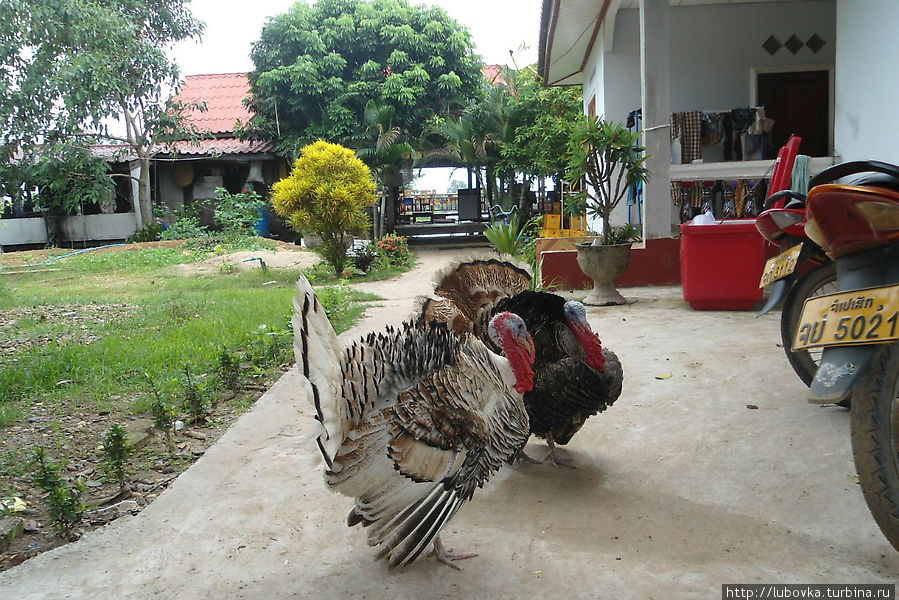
172 0 543 76
169 0 544 191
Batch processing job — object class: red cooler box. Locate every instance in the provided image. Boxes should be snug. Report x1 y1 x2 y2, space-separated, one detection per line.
678 219 766 310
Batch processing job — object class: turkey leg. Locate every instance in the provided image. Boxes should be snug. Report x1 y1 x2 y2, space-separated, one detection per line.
428 535 478 570
544 432 577 468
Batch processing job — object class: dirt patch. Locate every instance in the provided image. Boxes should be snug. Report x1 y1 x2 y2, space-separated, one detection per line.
0 304 138 362
171 248 320 276
0 368 287 572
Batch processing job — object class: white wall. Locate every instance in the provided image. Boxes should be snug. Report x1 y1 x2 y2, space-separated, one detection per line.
0 214 138 247
834 0 899 164
587 2 836 122
578 1 837 233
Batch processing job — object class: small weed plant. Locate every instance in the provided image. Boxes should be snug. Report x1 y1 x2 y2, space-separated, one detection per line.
148 378 177 448
161 213 209 241
102 424 133 490
182 365 209 424
127 221 164 243
31 448 86 538
217 347 242 391
245 323 293 368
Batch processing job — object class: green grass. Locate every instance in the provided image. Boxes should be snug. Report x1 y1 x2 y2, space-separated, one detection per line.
0 239 384 426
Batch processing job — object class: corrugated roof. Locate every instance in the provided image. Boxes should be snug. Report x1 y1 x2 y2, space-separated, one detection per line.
167 137 275 156
90 144 137 162
172 73 254 135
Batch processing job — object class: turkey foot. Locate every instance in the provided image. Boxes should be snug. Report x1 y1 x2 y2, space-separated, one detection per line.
511 447 543 468
428 536 478 570
543 434 577 469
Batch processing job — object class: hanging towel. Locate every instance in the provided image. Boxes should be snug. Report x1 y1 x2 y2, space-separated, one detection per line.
791 154 810 195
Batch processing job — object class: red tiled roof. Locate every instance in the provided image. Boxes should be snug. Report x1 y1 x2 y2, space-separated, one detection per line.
482 64 507 87
172 73 254 135
167 137 275 156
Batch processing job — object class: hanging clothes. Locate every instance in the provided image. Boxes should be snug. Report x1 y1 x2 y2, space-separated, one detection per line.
701 112 724 147
735 180 747 217
730 108 756 161
671 111 704 207
671 111 703 163
791 154 811 195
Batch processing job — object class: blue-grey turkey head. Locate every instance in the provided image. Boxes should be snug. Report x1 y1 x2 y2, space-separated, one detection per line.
417 257 623 467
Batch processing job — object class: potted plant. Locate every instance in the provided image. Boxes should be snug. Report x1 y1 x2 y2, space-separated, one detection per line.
565 116 649 305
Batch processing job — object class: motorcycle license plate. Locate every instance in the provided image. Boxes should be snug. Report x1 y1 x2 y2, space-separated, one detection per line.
792 284 899 351
759 244 802 288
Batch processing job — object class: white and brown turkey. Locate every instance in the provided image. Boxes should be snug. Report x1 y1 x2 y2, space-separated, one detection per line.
418 257 623 467
293 276 535 570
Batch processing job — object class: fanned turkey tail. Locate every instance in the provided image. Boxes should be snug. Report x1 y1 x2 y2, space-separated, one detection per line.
419 256 532 336
292 276 348 467
373 481 466 569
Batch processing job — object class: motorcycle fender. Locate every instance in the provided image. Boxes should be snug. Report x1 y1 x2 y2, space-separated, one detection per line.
757 277 793 317
808 245 899 404
808 345 876 404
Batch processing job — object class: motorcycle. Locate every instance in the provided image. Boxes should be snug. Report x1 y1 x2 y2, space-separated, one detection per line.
756 187 837 388
797 160 899 550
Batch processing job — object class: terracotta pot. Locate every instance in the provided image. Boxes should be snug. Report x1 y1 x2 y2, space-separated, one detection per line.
575 242 632 305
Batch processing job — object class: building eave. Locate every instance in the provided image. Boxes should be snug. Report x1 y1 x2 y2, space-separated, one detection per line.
538 0 613 87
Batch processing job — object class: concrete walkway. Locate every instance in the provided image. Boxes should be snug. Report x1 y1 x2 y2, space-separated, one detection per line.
2 245 898 599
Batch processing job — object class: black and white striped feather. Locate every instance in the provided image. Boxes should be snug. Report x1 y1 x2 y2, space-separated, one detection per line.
293 276 529 569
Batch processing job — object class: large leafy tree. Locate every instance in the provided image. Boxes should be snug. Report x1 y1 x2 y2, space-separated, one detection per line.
499 66 583 197
423 115 491 189
422 66 582 219
0 0 204 224
247 0 485 157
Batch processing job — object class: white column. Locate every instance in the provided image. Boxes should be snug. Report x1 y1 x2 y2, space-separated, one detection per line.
639 0 672 239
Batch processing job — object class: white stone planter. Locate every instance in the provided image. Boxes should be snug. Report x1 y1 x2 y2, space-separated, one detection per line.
575 242 633 306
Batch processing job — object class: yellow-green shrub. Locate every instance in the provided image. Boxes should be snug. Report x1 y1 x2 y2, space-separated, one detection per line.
272 140 377 274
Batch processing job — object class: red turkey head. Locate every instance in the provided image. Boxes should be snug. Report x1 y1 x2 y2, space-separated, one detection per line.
488 311 535 394
563 301 606 371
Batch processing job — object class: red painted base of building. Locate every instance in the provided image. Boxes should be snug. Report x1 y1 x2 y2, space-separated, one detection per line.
540 237 682 290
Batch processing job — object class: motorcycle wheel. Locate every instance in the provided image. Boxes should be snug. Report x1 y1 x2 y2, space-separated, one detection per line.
781 261 838 387
850 342 899 551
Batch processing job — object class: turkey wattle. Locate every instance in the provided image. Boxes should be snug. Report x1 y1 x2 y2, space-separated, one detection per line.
293 276 535 569
418 257 623 467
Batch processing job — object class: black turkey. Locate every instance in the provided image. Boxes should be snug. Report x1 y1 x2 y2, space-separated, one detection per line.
293 275 535 569
419 257 623 467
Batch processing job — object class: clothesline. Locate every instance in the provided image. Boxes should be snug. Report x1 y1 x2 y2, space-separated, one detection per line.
699 106 764 114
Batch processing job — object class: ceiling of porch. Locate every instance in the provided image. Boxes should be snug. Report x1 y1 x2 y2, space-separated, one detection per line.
539 0 828 86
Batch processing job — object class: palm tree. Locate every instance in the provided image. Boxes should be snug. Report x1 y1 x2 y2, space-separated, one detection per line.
347 99 416 234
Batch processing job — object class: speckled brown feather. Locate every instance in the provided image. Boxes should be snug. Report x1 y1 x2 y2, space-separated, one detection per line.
418 255 531 337
415 259 624 451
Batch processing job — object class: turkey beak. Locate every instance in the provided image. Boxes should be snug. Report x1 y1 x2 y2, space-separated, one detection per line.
521 332 535 362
